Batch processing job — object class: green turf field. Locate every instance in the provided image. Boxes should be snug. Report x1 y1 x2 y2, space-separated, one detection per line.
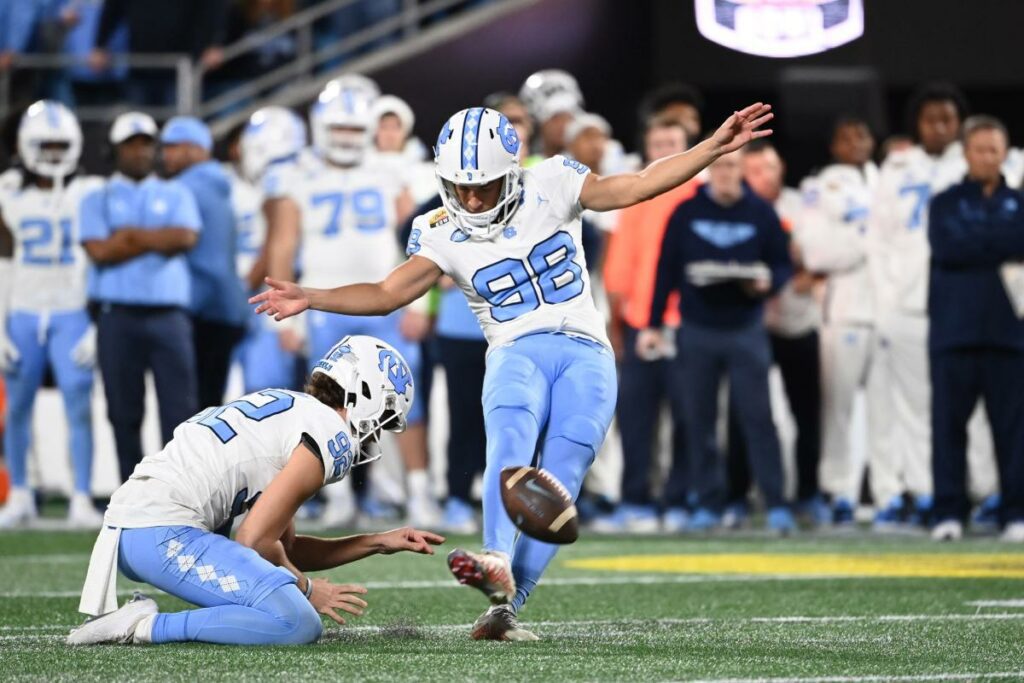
2 527 1023 681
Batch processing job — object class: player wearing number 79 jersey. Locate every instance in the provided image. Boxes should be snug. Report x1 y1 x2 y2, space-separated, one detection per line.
252 102 774 640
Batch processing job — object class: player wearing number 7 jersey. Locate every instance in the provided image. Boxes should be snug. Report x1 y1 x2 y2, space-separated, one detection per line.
251 102 774 640
69 335 444 646
0 101 104 530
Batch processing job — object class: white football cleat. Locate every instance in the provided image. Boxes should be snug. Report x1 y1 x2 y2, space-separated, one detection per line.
67 493 104 530
447 548 516 604
66 593 158 645
1001 522 1024 543
471 605 539 641
931 519 963 542
0 487 38 529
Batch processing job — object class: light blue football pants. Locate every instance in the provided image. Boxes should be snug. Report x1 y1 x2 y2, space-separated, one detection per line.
480 333 617 612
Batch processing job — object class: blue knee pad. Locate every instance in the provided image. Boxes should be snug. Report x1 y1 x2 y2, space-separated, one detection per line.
255 583 323 645
547 414 607 457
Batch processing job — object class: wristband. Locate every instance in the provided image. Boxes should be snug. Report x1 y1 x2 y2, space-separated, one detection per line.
302 577 314 599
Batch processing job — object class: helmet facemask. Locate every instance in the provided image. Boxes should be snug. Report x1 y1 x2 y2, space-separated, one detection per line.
350 390 407 467
18 101 82 181
438 165 523 240
323 125 369 166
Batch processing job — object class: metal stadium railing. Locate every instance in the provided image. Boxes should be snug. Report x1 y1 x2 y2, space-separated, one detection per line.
0 0 533 134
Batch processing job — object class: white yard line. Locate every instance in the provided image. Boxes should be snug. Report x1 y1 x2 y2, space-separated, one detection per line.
5 612 1024 639
689 674 1024 683
1 553 91 564
0 573 871 599
965 599 1024 608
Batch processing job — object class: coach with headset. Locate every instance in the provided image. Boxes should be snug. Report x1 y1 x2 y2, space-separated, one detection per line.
80 112 201 482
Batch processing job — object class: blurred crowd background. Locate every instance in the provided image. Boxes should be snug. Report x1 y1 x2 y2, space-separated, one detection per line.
0 0 1021 543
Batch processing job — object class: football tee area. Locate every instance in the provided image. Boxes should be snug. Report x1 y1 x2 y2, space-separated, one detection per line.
2 526 1023 681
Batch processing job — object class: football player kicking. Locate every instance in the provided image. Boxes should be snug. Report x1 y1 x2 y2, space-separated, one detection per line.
252 102 773 640
68 335 443 646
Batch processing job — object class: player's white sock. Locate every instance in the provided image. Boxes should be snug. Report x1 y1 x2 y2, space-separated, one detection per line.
406 469 431 501
133 614 156 644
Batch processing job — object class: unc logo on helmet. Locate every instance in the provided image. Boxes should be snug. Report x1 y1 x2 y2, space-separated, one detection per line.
434 118 454 156
378 350 412 396
498 114 520 156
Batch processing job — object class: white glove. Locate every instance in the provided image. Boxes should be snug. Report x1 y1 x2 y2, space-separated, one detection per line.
0 326 19 373
71 324 97 368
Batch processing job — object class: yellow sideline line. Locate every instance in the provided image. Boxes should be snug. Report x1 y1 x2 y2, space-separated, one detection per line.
565 553 1024 579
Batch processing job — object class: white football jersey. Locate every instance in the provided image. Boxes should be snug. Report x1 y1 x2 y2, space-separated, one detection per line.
800 162 878 325
409 155 609 352
269 156 403 288
764 186 821 337
869 143 965 316
1 174 103 312
224 163 266 282
367 144 435 205
105 390 355 532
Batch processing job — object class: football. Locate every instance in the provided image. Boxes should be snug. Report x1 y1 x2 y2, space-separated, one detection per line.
499 466 579 544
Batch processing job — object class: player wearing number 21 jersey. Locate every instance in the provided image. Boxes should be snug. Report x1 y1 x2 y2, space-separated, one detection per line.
252 102 775 640
69 335 444 647
0 101 104 530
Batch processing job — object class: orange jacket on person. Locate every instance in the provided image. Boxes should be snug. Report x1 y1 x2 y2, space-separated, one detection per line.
603 179 701 330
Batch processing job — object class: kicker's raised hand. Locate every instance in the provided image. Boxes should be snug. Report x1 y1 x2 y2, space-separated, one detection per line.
712 102 774 155
250 277 310 321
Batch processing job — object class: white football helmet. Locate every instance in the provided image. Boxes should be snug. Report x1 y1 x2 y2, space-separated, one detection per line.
239 106 308 182
328 73 380 104
310 81 374 166
312 335 414 467
434 107 523 239
518 69 585 122
18 100 82 179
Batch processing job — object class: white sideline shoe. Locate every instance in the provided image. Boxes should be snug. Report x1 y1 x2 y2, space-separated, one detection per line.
0 488 38 529
67 593 158 645
1001 522 1024 543
67 493 104 530
931 519 963 542
406 494 442 529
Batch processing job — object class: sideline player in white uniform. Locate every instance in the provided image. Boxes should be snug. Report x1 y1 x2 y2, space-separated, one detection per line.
231 108 309 393
252 102 774 640
869 84 996 525
369 94 437 204
0 101 104 529
67 335 443 646
800 116 882 523
263 80 439 528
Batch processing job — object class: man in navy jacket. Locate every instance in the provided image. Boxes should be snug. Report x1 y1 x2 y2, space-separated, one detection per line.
641 150 794 532
928 115 1024 543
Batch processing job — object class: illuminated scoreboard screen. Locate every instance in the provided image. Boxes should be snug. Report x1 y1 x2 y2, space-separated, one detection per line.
695 0 865 57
